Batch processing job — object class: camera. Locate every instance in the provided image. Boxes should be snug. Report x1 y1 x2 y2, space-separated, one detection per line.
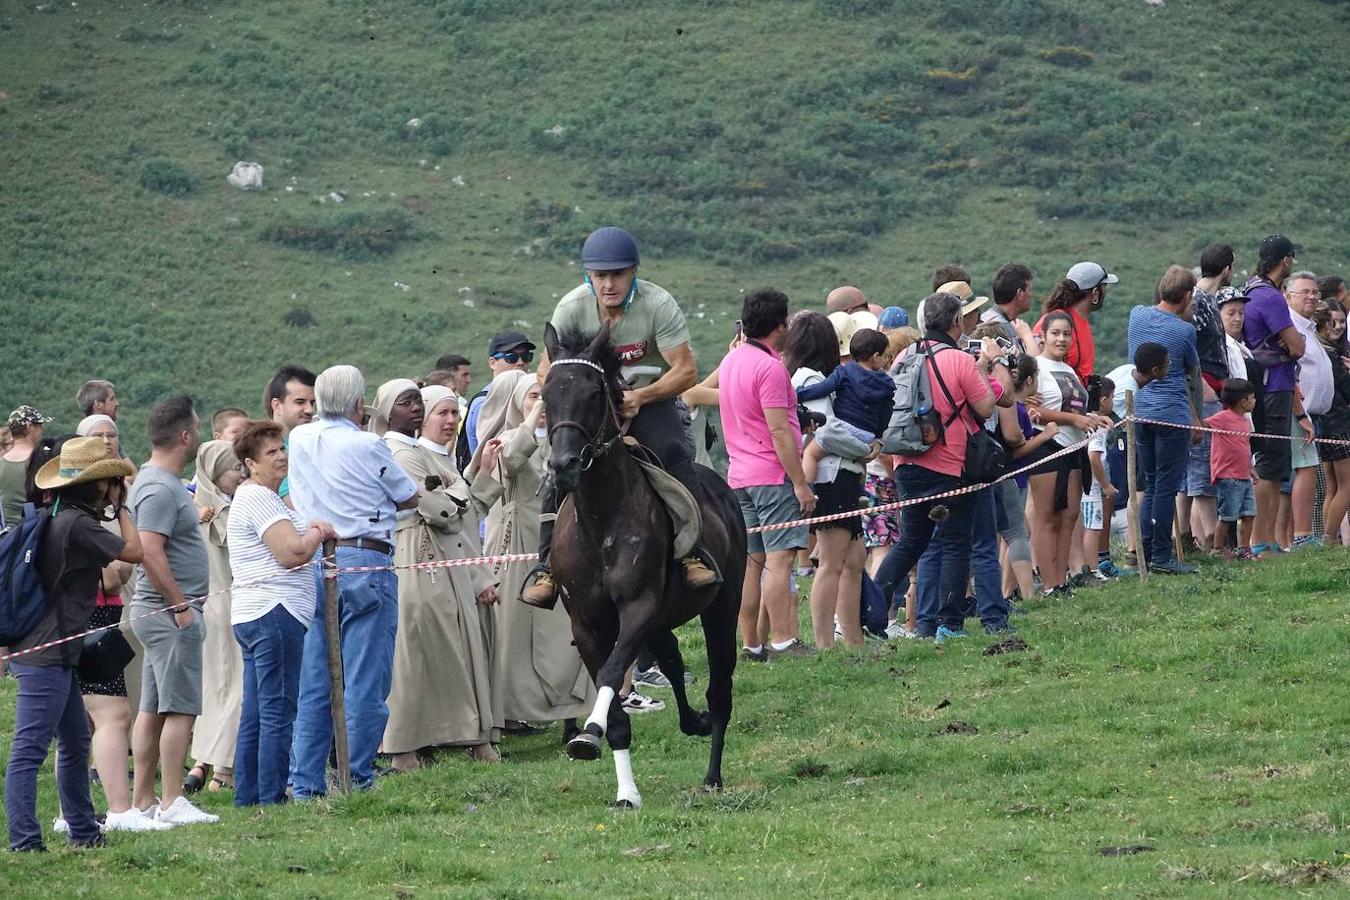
797 403 827 432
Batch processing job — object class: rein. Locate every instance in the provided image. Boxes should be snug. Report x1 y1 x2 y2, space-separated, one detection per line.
547 357 627 470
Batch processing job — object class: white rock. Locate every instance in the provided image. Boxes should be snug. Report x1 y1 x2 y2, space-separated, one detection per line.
512 319 530 328
394 281 411 291
544 124 566 138
406 117 423 128
462 298 475 308
451 175 467 187
328 191 346 203
226 161 264 190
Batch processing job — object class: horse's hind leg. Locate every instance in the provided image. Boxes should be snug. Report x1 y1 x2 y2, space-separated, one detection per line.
700 581 741 790
646 629 710 737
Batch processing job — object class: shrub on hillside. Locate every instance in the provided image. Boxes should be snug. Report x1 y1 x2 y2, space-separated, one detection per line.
1040 46 1094 68
139 159 197 196
261 209 415 260
523 199 572 236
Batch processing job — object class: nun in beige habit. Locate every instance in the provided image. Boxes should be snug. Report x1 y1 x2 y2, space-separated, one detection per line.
187 440 246 792
467 371 594 727
373 380 502 767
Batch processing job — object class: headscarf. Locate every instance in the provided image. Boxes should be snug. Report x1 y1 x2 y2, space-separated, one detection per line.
418 385 459 450
474 369 533 447
195 440 240 546
366 378 421 437
76 414 117 437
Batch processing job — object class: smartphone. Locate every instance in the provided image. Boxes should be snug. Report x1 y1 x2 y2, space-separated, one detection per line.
735 319 743 340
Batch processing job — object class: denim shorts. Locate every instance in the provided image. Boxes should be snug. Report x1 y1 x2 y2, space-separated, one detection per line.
1215 478 1256 522
1290 414 1320 470
737 481 809 555
1186 400 1222 497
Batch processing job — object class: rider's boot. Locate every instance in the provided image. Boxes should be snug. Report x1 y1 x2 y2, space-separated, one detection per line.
681 543 722 590
520 518 558 609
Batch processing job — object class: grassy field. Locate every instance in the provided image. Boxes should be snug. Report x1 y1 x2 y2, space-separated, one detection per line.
2 1 1348 459
3 550 1349 897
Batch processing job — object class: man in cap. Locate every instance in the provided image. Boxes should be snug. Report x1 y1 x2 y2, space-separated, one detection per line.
1 406 53 528
1033 261 1117 383
523 226 719 606
461 330 537 466
1241 234 1306 557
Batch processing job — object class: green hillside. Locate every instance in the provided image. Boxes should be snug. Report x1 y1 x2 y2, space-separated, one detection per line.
2 0 1347 455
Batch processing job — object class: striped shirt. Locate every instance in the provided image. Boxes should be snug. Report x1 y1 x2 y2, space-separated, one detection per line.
226 482 316 626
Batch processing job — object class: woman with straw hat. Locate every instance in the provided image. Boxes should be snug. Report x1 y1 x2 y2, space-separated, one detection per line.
5 437 149 851
184 440 247 795
383 384 502 767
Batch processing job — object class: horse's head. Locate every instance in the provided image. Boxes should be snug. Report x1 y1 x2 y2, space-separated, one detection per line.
542 321 623 493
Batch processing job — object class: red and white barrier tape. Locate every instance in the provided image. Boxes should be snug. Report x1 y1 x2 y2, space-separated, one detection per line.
1129 414 1350 447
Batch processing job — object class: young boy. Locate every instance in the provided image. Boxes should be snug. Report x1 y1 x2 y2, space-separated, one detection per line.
795 328 893 482
1082 377 1122 579
1207 378 1258 558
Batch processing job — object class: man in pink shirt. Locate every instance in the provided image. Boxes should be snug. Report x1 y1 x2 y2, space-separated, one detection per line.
720 289 817 660
873 291 1009 638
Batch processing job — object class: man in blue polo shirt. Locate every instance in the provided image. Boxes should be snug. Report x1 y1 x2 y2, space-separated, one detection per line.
1127 265 1203 574
1242 234 1307 557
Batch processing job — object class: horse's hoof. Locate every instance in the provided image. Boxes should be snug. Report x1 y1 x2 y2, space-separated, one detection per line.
566 732 603 761
680 711 713 737
700 779 723 793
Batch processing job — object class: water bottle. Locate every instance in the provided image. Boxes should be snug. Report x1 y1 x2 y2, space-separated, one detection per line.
917 404 940 446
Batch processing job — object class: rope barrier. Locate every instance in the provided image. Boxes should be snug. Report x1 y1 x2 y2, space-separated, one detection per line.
4 413 1342 665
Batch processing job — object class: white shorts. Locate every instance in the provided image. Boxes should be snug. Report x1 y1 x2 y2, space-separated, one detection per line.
1080 498 1104 531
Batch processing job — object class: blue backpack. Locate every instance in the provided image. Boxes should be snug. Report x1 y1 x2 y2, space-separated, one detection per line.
0 504 53 646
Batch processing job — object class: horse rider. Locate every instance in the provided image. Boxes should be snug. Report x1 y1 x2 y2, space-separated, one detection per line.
520 226 722 607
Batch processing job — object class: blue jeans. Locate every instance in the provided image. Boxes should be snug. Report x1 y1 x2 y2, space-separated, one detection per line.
969 487 1008 628
290 547 399 796
5 664 99 850
1135 423 1190 564
913 539 941 634
234 604 306 806
874 466 976 638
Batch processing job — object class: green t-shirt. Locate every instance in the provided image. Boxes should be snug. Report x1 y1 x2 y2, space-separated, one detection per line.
550 280 691 386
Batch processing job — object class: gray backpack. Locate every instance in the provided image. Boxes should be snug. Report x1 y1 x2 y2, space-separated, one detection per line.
881 341 950 456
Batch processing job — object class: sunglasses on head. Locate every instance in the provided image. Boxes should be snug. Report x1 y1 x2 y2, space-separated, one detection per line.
492 350 534 364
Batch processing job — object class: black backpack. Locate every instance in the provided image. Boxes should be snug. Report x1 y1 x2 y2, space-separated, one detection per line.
455 388 489 473
0 503 54 646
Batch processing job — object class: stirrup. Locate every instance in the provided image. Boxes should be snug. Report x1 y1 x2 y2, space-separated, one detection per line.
520 568 558 609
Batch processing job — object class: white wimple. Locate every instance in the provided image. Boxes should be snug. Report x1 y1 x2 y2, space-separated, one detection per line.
613 749 642 808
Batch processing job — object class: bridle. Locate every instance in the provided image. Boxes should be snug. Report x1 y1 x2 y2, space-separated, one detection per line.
546 357 626 470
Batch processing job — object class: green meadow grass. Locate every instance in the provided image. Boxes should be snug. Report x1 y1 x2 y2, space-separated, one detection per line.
3 549 1350 897
2 0 1348 459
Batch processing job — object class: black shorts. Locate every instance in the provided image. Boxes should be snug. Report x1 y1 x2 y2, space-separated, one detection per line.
812 469 865 538
1252 390 1293 481
1026 443 1088 512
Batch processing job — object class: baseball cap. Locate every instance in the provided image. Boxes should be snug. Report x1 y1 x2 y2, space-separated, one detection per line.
7 405 53 429
488 331 536 355
1214 286 1249 306
1258 234 1300 264
878 306 909 329
1065 262 1118 291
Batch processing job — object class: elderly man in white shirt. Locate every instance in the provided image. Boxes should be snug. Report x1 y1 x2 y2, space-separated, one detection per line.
286 365 418 796
1286 272 1333 546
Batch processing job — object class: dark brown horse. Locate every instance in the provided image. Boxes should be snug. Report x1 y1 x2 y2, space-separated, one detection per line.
541 323 746 807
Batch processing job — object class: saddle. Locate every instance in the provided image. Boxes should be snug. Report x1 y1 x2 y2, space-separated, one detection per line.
622 437 702 559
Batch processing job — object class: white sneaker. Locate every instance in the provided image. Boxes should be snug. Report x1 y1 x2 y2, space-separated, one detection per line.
621 691 666 714
155 795 219 825
105 808 175 832
52 817 69 834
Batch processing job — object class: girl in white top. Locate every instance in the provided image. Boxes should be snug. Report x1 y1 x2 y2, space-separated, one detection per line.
1025 311 1112 594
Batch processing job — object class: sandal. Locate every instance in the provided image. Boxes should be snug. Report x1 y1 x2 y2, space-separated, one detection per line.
206 776 233 792
183 764 208 795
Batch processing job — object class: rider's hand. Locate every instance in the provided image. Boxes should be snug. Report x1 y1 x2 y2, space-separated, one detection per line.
619 390 642 420
793 480 817 516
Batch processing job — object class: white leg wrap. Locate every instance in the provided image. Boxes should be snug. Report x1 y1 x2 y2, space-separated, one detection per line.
613 749 641 808
585 685 615 735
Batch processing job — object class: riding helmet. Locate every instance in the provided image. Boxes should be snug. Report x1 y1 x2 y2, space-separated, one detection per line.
581 227 639 272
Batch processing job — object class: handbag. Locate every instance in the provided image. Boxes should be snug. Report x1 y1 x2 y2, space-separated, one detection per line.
78 627 135 683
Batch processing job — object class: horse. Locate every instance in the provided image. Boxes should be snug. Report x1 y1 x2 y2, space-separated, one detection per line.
540 322 747 808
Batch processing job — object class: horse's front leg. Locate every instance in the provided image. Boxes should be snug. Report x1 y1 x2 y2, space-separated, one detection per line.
567 592 657 763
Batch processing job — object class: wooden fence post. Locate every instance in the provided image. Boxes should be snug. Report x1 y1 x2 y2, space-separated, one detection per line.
322 538 351 794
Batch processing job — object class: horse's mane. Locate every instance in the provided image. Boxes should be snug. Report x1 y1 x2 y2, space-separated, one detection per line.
552 326 622 377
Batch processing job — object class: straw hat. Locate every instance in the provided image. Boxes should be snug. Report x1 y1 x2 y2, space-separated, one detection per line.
35 436 134 490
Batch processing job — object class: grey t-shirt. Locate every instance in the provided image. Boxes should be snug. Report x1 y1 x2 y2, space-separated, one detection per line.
129 463 210 607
